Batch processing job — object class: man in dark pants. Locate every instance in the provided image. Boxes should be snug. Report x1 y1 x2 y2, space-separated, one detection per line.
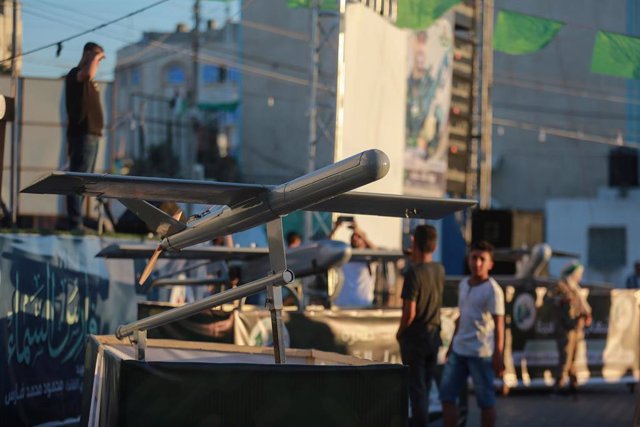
396 225 444 427
65 42 105 230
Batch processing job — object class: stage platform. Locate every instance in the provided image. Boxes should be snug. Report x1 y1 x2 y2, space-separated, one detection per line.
82 335 408 427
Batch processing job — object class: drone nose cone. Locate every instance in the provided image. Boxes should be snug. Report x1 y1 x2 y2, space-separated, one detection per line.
360 149 390 181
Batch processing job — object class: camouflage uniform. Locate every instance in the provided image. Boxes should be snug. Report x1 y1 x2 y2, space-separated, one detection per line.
551 277 591 391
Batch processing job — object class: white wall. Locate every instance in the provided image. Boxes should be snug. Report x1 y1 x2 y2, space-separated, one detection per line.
1 75 112 217
546 188 640 287
333 4 407 250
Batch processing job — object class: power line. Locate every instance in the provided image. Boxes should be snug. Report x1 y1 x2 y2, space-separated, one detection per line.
494 117 640 149
21 7 86 32
116 33 310 77
494 102 638 121
0 0 172 64
494 72 636 99
25 0 139 33
116 35 333 91
240 19 309 42
494 75 640 106
19 0 320 90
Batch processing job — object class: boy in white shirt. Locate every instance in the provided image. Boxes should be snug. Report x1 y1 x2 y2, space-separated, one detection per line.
440 241 505 427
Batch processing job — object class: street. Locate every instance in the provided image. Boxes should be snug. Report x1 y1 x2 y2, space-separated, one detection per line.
431 384 637 427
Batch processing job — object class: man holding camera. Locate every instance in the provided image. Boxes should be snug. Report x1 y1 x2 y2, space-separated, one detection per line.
329 216 377 307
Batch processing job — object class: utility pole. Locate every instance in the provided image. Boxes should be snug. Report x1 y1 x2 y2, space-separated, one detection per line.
9 0 20 225
303 0 341 241
192 0 200 109
184 0 201 218
479 0 494 209
304 1 320 242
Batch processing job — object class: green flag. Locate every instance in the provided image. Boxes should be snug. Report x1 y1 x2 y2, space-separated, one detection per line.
396 0 462 30
591 31 640 80
286 0 337 10
493 10 564 55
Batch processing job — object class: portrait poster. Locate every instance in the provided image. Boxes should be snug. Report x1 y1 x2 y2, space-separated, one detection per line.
404 14 454 197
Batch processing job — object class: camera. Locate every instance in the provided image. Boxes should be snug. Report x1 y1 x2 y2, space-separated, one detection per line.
337 215 354 224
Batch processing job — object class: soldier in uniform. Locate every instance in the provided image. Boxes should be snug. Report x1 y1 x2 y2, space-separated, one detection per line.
551 261 592 394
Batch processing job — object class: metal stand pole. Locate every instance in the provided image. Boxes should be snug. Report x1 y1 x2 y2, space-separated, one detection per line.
115 270 294 341
266 218 289 364
0 96 15 223
132 329 147 361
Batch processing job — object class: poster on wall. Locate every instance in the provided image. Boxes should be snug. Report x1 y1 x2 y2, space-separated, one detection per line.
404 15 454 197
0 235 138 426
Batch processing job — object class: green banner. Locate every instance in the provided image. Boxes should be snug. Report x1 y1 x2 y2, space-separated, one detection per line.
286 0 337 10
493 10 564 55
591 31 640 80
396 0 462 30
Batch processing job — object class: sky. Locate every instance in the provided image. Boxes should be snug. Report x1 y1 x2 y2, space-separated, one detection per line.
18 0 240 81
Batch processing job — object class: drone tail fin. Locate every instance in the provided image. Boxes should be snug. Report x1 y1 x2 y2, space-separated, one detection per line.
119 199 186 238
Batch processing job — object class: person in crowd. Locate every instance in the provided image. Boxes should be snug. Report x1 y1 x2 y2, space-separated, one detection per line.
286 231 302 248
396 225 444 427
330 216 377 307
551 261 592 395
625 261 640 289
440 241 505 427
65 42 105 231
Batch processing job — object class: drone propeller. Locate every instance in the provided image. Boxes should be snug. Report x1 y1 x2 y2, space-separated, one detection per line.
138 209 183 286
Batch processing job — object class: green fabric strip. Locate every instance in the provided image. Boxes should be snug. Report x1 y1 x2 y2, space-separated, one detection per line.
286 0 337 10
591 31 640 80
493 9 564 55
396 0 462 30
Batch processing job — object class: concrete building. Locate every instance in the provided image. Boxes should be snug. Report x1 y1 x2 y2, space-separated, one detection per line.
0 0 21 75
240 0 337 184
490 0 639 210
114 20 241 182
546 187 640 288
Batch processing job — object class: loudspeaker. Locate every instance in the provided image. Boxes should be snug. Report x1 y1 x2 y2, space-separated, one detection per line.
471 210 545 275
472 210 513 248
609 147 639 188
471 210 514 274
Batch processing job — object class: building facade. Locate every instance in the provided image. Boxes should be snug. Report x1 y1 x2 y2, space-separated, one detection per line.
240 0 337 184
547 188 640 288
490 0 639 210
114 20 241 182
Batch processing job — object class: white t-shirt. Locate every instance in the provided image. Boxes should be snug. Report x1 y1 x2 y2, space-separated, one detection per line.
452 277 505 358
334 262 377 307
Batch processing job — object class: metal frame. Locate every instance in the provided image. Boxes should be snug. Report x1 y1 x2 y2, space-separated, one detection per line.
116 218 294 363
304 1 341 241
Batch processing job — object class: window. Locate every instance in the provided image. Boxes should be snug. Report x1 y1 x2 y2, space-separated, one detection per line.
228 68 241 84
588 226 626 270
131 68 140 86
203 65 220 84
165 64 185 85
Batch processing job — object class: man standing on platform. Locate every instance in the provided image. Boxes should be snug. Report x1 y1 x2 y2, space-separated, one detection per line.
65 42 105 230
396 224 444 427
